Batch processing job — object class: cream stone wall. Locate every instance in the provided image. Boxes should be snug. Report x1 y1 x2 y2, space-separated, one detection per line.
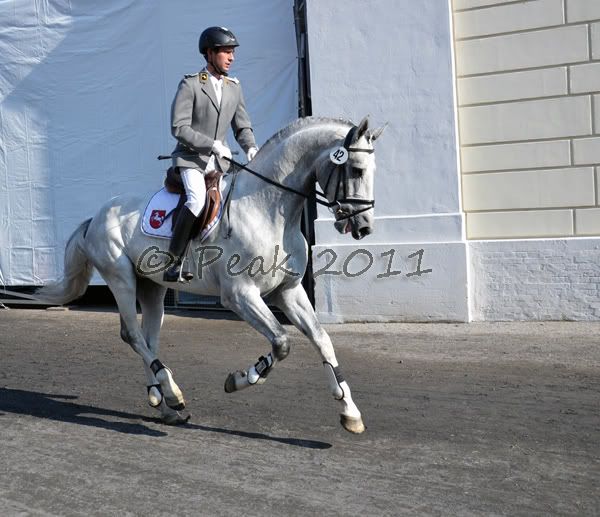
452 0 600 239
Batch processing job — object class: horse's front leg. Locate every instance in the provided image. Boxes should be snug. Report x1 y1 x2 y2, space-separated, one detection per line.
220 286 290 393
272 283 365 434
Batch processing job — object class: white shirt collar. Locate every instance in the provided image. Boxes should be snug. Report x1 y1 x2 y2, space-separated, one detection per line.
208 71 223 105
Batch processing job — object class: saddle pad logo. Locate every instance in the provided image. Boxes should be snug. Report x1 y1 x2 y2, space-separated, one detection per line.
149 210 167 229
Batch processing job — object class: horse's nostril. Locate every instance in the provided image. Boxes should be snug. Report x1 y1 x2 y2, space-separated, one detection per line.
359 226 372 238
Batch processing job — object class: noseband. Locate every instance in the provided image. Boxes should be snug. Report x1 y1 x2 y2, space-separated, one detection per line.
316 126 375 222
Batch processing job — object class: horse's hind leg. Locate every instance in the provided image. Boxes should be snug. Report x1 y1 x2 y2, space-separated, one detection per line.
136 277 188 424
220 286 290 393
98 256 186 412
272 283 365 434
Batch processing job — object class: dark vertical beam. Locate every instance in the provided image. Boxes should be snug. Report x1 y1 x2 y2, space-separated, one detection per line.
294 0 317 307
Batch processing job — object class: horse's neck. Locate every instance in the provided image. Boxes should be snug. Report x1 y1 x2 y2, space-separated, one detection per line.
232 123 346 215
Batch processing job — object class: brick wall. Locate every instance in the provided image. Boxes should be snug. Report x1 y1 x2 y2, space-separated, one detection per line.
469 238 600 320
452 0 600 239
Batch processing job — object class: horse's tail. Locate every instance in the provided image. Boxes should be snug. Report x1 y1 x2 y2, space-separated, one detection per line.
35 218 94 305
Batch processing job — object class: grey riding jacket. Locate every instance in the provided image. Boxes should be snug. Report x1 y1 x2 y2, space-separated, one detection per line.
170 69 256 172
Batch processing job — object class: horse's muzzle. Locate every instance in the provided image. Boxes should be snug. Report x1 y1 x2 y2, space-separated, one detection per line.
334 213 373 240
353 225 372 240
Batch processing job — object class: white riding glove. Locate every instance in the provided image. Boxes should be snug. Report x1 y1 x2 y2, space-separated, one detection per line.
246 146 259 161
212 140 232 161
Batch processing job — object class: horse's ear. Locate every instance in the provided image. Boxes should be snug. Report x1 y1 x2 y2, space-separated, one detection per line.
356 116 369 140
368 123 387 143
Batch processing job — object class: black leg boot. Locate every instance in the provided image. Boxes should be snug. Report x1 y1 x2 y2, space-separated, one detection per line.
163 206 197 282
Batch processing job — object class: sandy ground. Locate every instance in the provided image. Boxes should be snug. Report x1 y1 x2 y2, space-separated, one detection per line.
0 308 598 516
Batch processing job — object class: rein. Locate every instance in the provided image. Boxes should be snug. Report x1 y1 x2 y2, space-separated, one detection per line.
224 125 375 221
158 125 376 222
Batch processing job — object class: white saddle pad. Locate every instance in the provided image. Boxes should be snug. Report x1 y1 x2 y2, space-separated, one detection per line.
141 187 224 241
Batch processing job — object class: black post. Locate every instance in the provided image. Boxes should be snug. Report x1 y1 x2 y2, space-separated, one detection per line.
294 0 317 308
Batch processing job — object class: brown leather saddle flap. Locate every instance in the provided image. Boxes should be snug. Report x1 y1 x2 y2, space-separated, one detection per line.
165 167 223 239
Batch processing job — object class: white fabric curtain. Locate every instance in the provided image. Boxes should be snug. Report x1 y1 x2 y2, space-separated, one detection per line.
0 0 298 284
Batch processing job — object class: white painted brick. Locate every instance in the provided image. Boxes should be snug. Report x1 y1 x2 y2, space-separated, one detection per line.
458 67 567 105
461 140 571 172
454 0 564 39
459 96 592 145
593 23 600 60
576 208 600 235
570 62 600 93
573 136 600 164
470 239 600 321
455 25 589 76
567 0 600 23
454 0 523 9
463 168 595 211
467 209 573 239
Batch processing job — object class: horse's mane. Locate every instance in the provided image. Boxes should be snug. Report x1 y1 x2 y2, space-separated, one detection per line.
259 116 354 155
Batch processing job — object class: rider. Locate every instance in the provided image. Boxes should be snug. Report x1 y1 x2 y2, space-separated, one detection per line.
164 26 259 282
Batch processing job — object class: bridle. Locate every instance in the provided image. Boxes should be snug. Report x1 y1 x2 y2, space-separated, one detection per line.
223 125 375 222
317 125 375 221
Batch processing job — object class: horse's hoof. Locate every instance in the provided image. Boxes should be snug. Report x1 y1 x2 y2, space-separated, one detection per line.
224 372 237 393
147 385 163 408
340 414 366 434
164 398 186 411
162 412 191 426
155 367 186 410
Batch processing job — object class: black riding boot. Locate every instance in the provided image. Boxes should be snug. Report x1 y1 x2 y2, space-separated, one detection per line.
163 206 197 282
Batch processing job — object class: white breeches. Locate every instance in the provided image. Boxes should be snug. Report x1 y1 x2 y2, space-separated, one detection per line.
180 168 207 217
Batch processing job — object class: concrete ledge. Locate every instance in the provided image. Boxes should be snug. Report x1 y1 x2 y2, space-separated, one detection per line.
314 213 464 245
313 241 468 323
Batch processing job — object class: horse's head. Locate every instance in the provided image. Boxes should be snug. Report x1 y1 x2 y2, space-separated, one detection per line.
316 117 385 240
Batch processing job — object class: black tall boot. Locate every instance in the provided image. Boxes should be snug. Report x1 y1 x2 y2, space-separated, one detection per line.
163 206 197 282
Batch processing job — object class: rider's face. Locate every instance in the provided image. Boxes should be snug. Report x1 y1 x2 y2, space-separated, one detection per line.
208 47 235 75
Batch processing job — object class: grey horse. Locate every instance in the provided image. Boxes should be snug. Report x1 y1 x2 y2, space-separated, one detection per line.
37 116 384 433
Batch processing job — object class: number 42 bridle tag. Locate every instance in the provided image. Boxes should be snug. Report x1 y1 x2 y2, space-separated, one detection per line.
329 146 348 165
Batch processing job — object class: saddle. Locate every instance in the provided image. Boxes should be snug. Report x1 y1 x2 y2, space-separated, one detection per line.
164 167 223 240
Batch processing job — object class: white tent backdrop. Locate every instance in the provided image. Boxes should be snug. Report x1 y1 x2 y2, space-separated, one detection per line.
0 0 298 285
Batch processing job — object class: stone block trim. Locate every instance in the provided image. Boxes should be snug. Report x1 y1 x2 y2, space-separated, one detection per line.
455 25 588 76
567 0 600 24
593 23 600 59
456 0 550 11
452 0 600 238
573 137 600 164
462 167 595 211
454 0 564 40
466 209 573 239
458 67 567 106
459 96 592 145
461 140 571 173
575 208 600 235
570 62 600 93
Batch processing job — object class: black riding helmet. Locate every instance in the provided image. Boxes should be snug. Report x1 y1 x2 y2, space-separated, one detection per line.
199 26 239 56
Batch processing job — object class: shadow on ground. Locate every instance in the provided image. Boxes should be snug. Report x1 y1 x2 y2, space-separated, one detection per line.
0 388 331 449
0 387 166 436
